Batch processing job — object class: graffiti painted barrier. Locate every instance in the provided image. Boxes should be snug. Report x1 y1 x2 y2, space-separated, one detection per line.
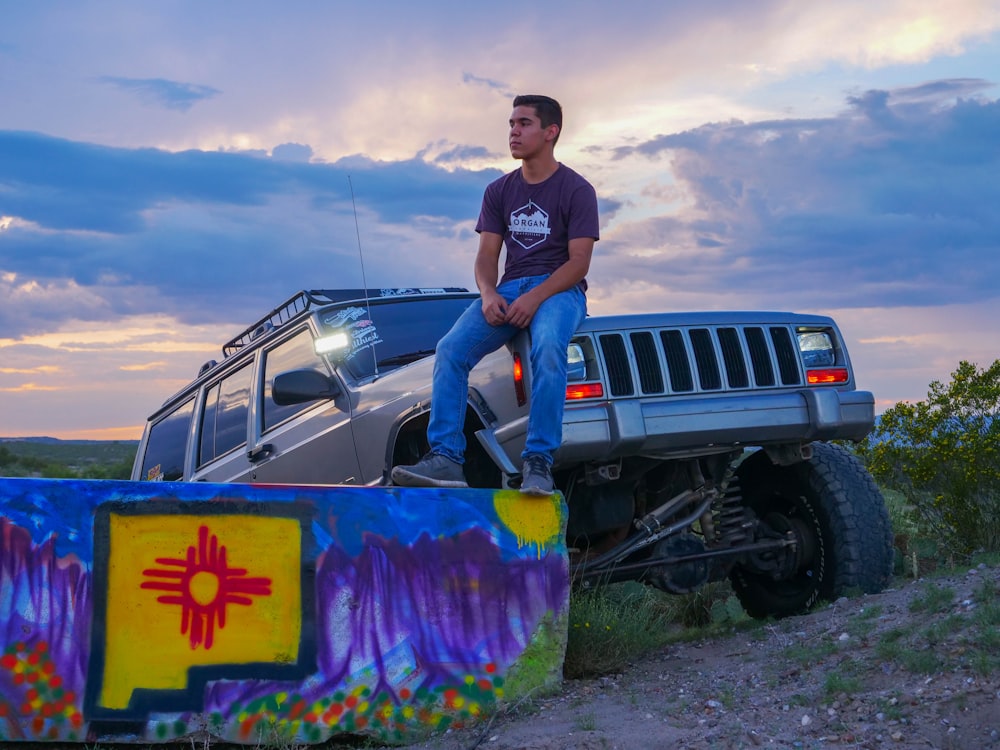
0 477 569 745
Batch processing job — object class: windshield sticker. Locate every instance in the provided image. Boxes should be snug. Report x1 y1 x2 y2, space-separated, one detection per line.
378 288 447 297
322 307 384 359
346 318 383 359
322 306 368 328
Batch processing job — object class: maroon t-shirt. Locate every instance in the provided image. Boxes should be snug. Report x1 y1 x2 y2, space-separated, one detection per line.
475 164 599 290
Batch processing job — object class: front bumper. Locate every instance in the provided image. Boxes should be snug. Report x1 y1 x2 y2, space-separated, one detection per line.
478 388 875 469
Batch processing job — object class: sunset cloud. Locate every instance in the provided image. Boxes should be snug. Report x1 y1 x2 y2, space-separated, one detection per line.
0 1 997 437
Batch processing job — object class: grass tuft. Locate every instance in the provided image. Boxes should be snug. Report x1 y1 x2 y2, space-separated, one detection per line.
907 583 955 614
563 583 675 678
823 670 862 696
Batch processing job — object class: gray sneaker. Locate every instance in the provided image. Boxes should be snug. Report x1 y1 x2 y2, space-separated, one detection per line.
520 455 554 496
391 453 468 488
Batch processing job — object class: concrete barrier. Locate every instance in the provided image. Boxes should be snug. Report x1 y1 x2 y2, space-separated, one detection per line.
0 477 569 745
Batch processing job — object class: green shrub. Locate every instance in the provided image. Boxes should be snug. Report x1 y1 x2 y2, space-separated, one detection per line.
858 359 1000 556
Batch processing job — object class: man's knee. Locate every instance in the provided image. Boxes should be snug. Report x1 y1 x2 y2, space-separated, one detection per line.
530 335 570 371
435 331 459 360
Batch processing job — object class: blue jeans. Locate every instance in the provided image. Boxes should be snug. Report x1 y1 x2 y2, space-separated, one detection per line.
427 275 587 466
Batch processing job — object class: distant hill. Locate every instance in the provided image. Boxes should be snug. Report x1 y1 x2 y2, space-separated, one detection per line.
0 436 133 445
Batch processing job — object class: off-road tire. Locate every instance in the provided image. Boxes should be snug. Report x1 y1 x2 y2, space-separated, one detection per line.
730 442 893 619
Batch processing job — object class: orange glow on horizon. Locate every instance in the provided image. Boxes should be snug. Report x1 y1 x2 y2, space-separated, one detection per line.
35 424 145 442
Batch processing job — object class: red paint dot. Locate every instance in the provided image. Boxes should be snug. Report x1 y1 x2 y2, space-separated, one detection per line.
0 654 16 669
345 696 357 709
0 703 8 717
70 712 82 728
63 691 75 703
20 702 31 716
399 688 411 700
34 642 47 654
49 676 62 688
478 679 492 691
325 703 343 719
41 703 54 717
14 642 25 653
41 661 55 675
485 662 496 673
27 652 39 665
304 712 317 723
13 674 24 686
26 672 39 683
32 715 44 733
355 716 367 729
26 688 38 701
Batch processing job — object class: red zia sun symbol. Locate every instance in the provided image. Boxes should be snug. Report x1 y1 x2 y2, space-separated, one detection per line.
141 524 272 649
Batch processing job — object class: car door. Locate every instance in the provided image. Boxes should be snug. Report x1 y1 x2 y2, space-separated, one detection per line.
246 326 361 485
189 360 256 483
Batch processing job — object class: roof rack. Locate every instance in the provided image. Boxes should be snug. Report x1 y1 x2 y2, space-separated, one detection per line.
221 288 468 359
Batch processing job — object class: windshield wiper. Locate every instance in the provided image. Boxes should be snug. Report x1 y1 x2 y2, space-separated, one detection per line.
377 349 436 367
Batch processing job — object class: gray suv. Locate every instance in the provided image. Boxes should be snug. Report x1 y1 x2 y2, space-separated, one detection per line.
133 287 894 619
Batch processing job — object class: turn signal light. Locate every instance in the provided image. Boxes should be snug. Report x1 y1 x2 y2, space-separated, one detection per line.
807 368 849 384
566 383 604 400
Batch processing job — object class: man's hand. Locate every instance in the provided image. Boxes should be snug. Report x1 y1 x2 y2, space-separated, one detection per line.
481 289 509 326
504 289 542 328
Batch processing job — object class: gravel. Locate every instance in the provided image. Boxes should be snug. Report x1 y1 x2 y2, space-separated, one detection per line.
390 563 1000 750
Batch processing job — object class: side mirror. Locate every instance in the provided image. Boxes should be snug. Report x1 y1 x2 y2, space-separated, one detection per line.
272 369 341 406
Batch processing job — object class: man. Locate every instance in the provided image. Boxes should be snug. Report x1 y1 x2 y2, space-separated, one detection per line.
391 94 599 495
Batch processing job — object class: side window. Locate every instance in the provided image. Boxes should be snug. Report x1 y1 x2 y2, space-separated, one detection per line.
263 329 331 431
139 398 195 481
198 363 253 466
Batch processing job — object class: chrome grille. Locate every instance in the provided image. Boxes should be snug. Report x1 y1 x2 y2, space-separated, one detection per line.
595 325 804 396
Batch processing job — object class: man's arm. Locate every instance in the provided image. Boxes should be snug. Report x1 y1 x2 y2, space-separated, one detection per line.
474 232 509 326
503 236 595 329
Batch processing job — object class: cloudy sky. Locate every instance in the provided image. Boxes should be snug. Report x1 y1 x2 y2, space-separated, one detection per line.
2 1 999 441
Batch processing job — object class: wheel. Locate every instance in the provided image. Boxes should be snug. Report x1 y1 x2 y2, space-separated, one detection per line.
730 442 894 619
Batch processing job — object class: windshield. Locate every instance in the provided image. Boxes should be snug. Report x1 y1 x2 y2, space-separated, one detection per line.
318 295 476 379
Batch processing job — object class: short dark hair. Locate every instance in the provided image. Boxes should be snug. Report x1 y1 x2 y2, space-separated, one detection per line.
513 94 562 144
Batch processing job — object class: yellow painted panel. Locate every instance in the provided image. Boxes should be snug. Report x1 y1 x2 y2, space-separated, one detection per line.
100 513 301 709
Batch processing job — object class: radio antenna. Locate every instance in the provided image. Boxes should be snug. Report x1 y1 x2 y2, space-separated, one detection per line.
348 175 378 377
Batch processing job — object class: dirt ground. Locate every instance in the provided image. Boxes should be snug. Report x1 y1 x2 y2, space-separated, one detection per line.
390 563 1000 750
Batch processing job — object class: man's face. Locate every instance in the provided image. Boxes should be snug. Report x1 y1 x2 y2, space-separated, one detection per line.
508 105 556 160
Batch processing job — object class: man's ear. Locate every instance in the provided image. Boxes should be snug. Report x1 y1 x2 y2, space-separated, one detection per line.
545 124 560 142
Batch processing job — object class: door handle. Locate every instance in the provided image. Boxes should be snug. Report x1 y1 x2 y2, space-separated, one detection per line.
247 443 274 462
